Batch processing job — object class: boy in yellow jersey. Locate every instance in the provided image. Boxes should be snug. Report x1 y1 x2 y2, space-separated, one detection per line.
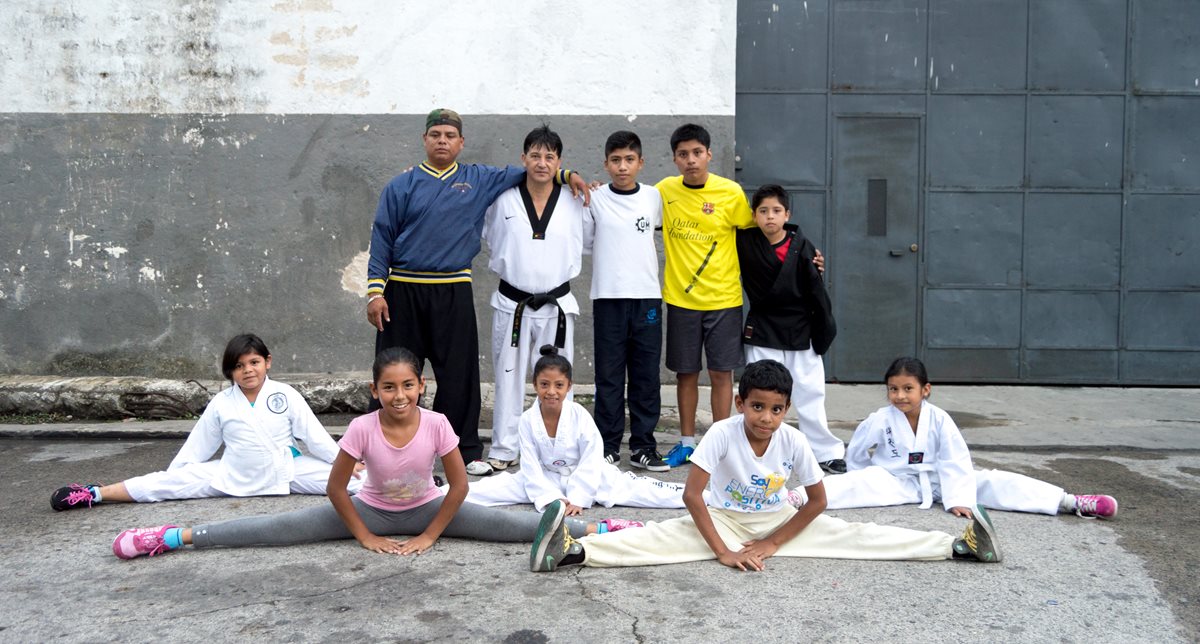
655 124 756 466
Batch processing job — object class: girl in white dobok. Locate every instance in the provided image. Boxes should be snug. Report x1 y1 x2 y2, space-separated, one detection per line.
460 345 685 517
788 357 1117 520
50 334 362 512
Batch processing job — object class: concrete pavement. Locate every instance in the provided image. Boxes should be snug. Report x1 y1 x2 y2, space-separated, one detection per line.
1 383 1197 642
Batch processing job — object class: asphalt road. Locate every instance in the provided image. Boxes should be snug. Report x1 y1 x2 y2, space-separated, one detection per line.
2 433 1196 643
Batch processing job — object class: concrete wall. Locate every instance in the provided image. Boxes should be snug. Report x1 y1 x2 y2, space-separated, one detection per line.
0 1 737 381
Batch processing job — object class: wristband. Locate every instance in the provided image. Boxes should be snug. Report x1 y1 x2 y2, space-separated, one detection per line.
367 294 383 304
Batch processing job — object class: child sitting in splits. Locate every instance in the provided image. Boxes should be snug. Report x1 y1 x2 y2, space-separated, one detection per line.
787 357 1118 520
51 334 362 511
459 345 684 516
109 347 636 559
530 359 1004 573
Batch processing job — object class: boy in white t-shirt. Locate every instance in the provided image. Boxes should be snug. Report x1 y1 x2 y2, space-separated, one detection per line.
530 360 1005 571
583 130 668 473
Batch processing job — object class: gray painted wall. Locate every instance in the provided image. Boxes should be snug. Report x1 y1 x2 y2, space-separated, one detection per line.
735 0 1200 384
0 113 734 380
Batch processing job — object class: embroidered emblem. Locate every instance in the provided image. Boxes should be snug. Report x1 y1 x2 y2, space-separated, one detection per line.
552 459 568 467
646 307 659 324
634 216 650 233
450 181 473 193
908 452 925 464
701 202 715 215
266 392 288 414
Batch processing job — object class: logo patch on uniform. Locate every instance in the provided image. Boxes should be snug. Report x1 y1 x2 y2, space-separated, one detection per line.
646 307 659 324
450 181 473 193
635 216 650 233
701 202 715 215
908 452 925 464
266 392 288 414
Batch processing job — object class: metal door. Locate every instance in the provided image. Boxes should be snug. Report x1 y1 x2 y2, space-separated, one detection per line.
831 116 921 380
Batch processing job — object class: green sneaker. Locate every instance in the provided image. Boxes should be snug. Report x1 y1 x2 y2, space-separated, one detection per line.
531 500 579 572
953 504 1003 563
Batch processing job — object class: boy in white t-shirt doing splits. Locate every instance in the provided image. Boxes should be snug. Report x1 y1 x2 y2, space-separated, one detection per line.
583 130 669 473
530 360 1005 572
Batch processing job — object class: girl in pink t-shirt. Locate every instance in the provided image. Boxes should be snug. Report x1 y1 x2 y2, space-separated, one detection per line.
110 347 636 560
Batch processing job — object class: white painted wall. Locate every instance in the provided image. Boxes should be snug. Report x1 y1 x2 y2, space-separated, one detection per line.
1 1 735 115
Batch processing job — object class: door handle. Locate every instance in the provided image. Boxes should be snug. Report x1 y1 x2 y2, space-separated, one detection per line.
889 244 918 257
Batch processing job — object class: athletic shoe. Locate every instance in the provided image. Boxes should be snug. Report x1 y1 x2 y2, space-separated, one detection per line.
1074 494 1118 519
465 460 494 476
51 483 99 511
630 449 670 472
664 443 694 467
598 518 645 533
531 500 569 572
819 459 847 475
113 525 178 559
487 457 518 471
604 452 619 466
952 505 1002 563
786 487 806 509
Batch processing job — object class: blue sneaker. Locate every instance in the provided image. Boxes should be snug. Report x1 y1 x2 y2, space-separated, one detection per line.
664 443 694 467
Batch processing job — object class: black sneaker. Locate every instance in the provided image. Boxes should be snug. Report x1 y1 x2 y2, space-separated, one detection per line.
51 483 99 511
630 449 670 472
953 504 1003 563
819 459 847 475
604 452 619 466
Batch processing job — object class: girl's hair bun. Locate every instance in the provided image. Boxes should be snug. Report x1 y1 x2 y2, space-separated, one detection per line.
538 344 558 357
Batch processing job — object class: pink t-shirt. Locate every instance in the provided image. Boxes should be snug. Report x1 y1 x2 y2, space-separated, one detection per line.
337 408 458 512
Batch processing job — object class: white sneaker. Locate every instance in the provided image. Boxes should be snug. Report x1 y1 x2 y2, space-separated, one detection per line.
465 460 494 476
487 457 518 471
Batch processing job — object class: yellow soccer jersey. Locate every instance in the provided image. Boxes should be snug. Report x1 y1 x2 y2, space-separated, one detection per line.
657 173 755 310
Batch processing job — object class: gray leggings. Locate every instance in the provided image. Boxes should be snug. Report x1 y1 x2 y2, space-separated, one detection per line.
190 497 587 548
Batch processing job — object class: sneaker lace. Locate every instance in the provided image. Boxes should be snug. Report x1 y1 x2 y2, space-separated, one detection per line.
64 486 94 507
961 523 978 553
137 532 170 557
562 529 580 556
1074 496 1100 520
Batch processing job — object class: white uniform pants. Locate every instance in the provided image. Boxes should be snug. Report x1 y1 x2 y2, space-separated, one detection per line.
744 344 844 461
489 309 575 461
800 466 1064 515
460 469 686 510
580 505 954 567
122 456 363 502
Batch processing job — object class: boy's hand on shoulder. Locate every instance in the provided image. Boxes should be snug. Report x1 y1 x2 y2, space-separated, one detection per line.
359 533 409 555
813 248 825 275
568 172 592 206
718 548 766 572
588 180 604 191
949 506 974 519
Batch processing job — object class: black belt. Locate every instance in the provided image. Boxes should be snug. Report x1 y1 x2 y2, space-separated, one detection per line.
498 279 570 348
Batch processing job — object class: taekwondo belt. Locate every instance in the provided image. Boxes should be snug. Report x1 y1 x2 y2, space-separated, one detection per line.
498 279 570 348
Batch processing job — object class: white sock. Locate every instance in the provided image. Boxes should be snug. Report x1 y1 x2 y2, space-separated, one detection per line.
89 485 103 503
1059 493 1076 513
680 436 696 448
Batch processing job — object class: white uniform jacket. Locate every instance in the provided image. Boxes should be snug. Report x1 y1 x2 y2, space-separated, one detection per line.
845 400 977 511
167 377 340 496
518 400 612 511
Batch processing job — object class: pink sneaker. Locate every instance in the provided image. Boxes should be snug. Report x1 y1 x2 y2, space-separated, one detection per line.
112 525 178 559
599 518 644 533
787 488 806 509
1074 495 1118 519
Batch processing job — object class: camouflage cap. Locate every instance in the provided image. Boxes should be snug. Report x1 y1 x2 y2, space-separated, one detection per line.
425 108 462 133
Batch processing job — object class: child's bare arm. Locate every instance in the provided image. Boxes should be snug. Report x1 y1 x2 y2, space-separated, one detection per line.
326 450 400 553
402 447 470 553
684 467 765 571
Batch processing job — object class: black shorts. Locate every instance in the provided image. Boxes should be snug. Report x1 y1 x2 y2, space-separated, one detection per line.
664 304 744 374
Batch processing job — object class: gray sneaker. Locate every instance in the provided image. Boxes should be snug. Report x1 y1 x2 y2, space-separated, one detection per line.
465 460 494 476
531 500 580 572
953 504 1003 563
